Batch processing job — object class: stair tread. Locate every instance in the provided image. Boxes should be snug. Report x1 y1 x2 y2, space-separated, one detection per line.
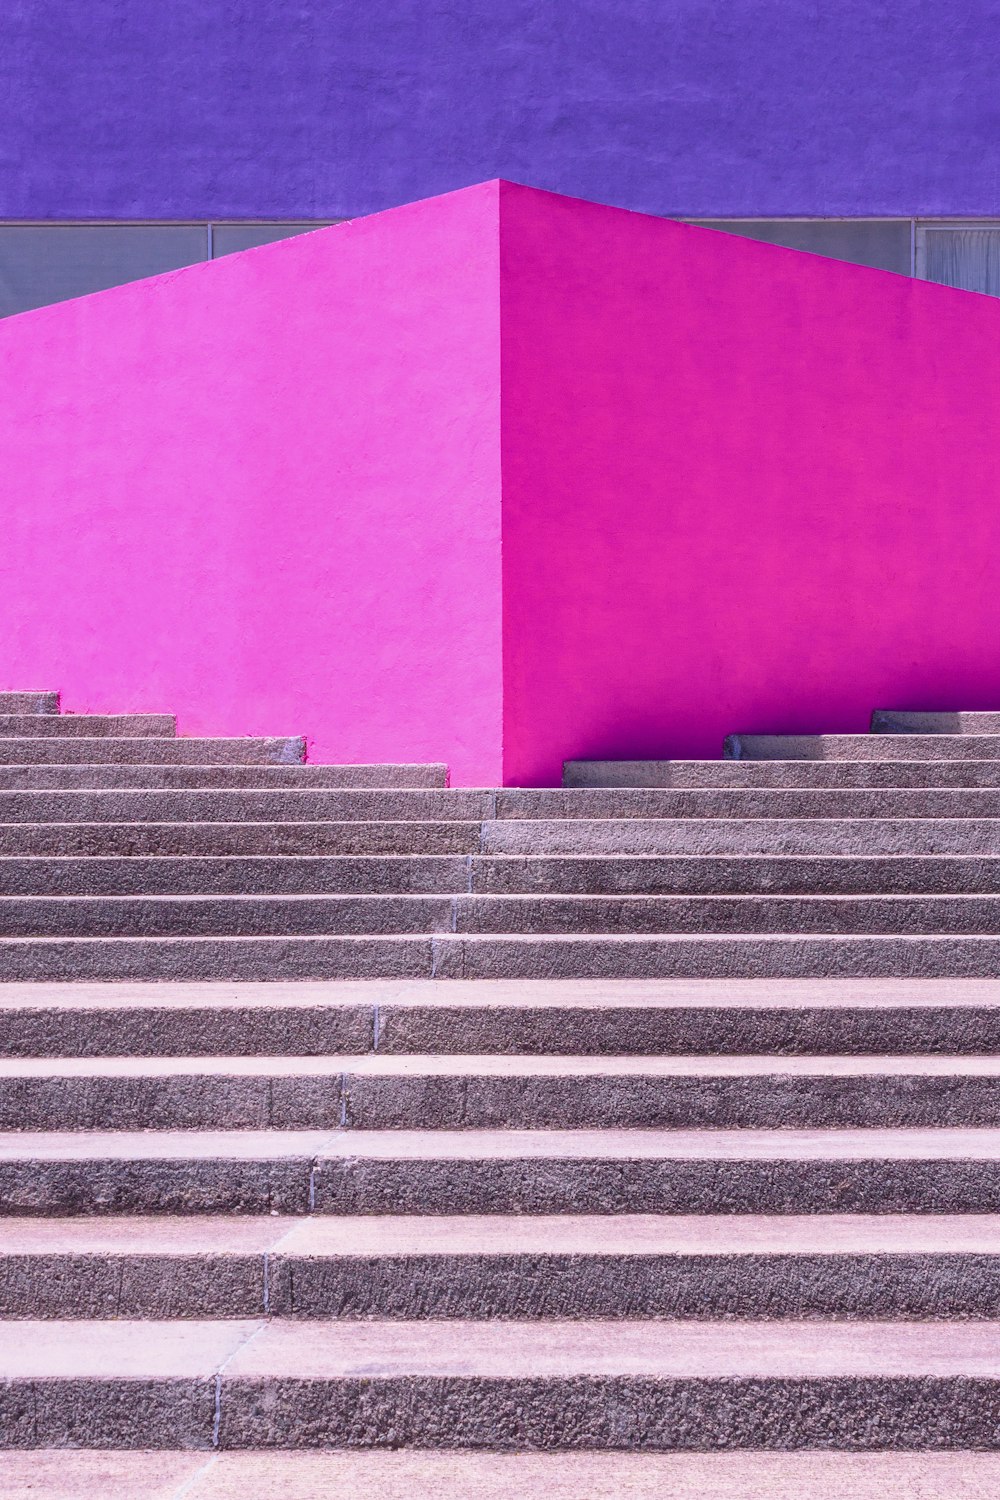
5 1126 1000 1161
3 1451 999 1500
4 1316 1000 1379
1 976 998 1010
4 1211 999 1256
5 1051 1000 1078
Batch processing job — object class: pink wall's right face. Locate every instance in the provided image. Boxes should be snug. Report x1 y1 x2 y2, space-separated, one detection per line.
499 183 1000 785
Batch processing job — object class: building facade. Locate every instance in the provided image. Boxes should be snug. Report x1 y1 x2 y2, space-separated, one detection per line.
3 0 1000 315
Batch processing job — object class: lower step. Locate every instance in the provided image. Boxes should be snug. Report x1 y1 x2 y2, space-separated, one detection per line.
4 1128 1000 1214
3 1318 1000 1449
9 934 1000 979
4 1054 1000 1129
3 1214 999 1319
6 1451 1000 1499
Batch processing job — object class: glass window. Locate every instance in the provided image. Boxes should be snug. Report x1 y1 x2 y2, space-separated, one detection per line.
916 226 1000 297
689 220 912 275
0 226 208 317
211 223 335 257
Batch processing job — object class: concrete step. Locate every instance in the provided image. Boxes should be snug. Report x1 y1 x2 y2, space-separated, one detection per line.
476 855 1000 895
0 855 471 896
5 978 999 1059
0 763 448 789
0 789 492 822
0 736 306 764
10 934 1000 980
0 692 59 715
9 786 1000 822
5 1054 1000 1130
483 819 1000 855
3 1317 1000 1448
4 1452 1000 1500
10 893 1000 939
0 714 176 737
499 788 1000 819
0 821 478 856
3 1213 1000 1319
7 854 1000 899
565 757 1000 788
725 733 1000 760
5 1126 1000 1215
872 710 1000 735
15 818 1000 859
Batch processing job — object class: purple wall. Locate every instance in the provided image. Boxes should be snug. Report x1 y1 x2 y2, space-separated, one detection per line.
5 1 1000 221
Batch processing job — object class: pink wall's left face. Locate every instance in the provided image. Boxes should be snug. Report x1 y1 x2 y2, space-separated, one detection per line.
0 184 505 781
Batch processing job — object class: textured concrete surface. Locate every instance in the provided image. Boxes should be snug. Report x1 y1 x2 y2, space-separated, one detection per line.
10 1051 1000 1132
8 977 1000 1058
8 1212 1000 1321
474 856 1000 896
482 819 1000 856
564 759 1000 788
0 823 479 857
872 712 1000 735
0 693 59 716
9 1451 1000 1499
0 788 491 823
0 856 470 897
11 891 1000 942
497 788 1000 820
8 1125 1000 1216
0 715 175 738
0 1129 337 1215
0 737 306 764
726 735 1000 761
0 764 449 790
14 933 1000 982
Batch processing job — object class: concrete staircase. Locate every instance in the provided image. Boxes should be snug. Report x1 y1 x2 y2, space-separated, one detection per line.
5 698 1000 978
5 695 1000 1492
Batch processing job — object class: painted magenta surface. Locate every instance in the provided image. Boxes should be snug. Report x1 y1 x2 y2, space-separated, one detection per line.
5 180 1000 784
4 1 1000 221
499 183 1000 784
0 184 504 783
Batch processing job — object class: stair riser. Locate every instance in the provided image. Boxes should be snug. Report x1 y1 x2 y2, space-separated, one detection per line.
726 735 1000 761
6 1002 997 1060
477 857 1000 895
0 694 59 716
871 712 1000 734
4 1075 1000 1131
484 821 1000 855
4 1251 998 1320
7 856 1000 898
0 825 479 856
5 1158 1000 1216
0 716 175 737
499 790 1000 820
0 791 492 822
8 789 1000 820
13 894 1000 937
0 738 306 764
10 936 1000 980
0 858 471 897
3 1374 999 1450
0 765 447 790
564 760 1000 788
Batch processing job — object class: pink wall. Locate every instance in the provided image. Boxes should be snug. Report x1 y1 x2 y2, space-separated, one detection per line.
499 183 1000 784
0 185 504 783
5 179 1000 786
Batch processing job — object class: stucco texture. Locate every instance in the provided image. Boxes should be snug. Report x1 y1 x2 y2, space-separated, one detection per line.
4 1 1000 220
3 181 1000 783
